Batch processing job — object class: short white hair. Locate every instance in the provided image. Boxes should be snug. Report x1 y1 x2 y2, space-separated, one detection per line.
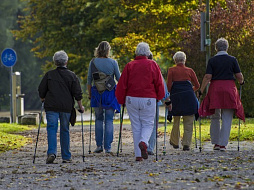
215 38 229 51
173 51 186 64
53 50 68 66
135 42 151 56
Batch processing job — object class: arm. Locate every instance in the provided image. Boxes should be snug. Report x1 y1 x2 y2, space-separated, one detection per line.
235 72 244 84
77 100 84 113
87 84 92 99
153 64 165 100
72 75 84 112
166 68 173 93
200 74 212 94
38 73 48 100
87 60 93 99
115 65 128 104
191 70 200 92
114 60 121 81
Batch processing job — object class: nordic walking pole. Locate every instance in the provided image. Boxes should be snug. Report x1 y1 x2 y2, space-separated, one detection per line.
79 109 85 162
117 104 125 157
33 101 44 164
89 107 92 154
155 103 158 161
194 119 197 148
198 98 202 152
238 85 242 151
163 107 167 156
120 108 123 153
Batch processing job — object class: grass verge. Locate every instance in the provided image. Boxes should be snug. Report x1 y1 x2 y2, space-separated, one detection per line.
157 117 254 142
0 123 38 153
0 118 253 153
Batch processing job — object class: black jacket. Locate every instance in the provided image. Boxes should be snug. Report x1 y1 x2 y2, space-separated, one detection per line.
38 67 82 113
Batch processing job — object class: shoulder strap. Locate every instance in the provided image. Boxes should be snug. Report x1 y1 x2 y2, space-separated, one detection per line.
91 58 99 73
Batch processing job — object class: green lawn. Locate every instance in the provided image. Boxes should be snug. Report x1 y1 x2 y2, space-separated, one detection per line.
0 118 253 153
0 123 38 153
157 117 254 142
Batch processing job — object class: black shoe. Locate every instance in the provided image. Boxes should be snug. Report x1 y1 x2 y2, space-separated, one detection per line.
183 145 190 151
46 154 56 164
147 151 154 155
62 159 72 163
170 141 179 149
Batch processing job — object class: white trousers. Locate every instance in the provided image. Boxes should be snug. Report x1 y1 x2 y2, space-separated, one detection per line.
210 109 234 146
126 96 156 157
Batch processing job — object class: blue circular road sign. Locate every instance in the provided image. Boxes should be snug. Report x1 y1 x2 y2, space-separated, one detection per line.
1 48 17 67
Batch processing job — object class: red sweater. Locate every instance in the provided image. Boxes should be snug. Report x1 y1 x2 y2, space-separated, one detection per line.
167 64 200 92
198 80 245 121
115 56 165 104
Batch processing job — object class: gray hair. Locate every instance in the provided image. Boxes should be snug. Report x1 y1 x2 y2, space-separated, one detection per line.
94 41 111 58
135 42 151 57
215 38 229 51
173 51 186 64
53 50 68 67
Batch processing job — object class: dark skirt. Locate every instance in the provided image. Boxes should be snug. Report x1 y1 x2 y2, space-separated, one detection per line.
170 81 198 116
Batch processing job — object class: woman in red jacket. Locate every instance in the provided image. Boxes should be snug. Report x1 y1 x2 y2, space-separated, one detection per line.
115 42 165 161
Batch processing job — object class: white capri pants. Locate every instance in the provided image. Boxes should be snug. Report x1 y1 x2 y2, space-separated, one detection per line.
126 96 156 157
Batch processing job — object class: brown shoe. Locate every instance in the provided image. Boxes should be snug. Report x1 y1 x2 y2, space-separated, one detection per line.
139 141 148 159
170 141 179 149
135 157 143 161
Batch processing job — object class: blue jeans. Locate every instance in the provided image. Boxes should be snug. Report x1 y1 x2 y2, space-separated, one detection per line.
46 111 71 160
147 104 159 153
94 107 114 150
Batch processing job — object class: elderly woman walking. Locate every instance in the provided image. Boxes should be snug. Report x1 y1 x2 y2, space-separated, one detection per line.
167 51 200 151
198 38 245 151
87 41 121 154
38 50 84 164
116 42 165 161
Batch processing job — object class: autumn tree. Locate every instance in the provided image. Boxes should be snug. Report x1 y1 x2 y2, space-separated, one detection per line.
178 0 254 116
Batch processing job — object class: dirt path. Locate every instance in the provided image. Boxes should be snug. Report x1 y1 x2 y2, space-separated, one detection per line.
0 124 253 190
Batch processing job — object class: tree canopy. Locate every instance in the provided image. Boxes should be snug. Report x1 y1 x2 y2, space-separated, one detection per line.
11 0 254 116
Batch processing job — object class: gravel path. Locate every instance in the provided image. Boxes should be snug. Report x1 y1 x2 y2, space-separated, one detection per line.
0 124 253 190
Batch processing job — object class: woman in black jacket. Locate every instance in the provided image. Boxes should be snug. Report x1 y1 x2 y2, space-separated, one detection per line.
38 50 84 164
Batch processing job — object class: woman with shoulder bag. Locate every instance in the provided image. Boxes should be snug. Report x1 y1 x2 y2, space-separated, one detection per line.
87 41 121 154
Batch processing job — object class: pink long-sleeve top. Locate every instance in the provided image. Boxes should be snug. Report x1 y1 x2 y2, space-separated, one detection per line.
167 63 200 92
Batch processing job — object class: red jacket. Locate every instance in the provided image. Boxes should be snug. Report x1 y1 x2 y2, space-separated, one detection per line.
198 80 245 121
115 56 165 104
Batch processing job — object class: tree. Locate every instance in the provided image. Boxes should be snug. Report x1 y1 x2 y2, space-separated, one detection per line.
0 0 43 110
177 0 254 116
13 0 126 79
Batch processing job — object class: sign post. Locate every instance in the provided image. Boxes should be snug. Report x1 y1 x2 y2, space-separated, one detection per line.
1 48 17 123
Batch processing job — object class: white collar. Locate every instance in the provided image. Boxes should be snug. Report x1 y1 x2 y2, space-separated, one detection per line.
215 51 228 56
